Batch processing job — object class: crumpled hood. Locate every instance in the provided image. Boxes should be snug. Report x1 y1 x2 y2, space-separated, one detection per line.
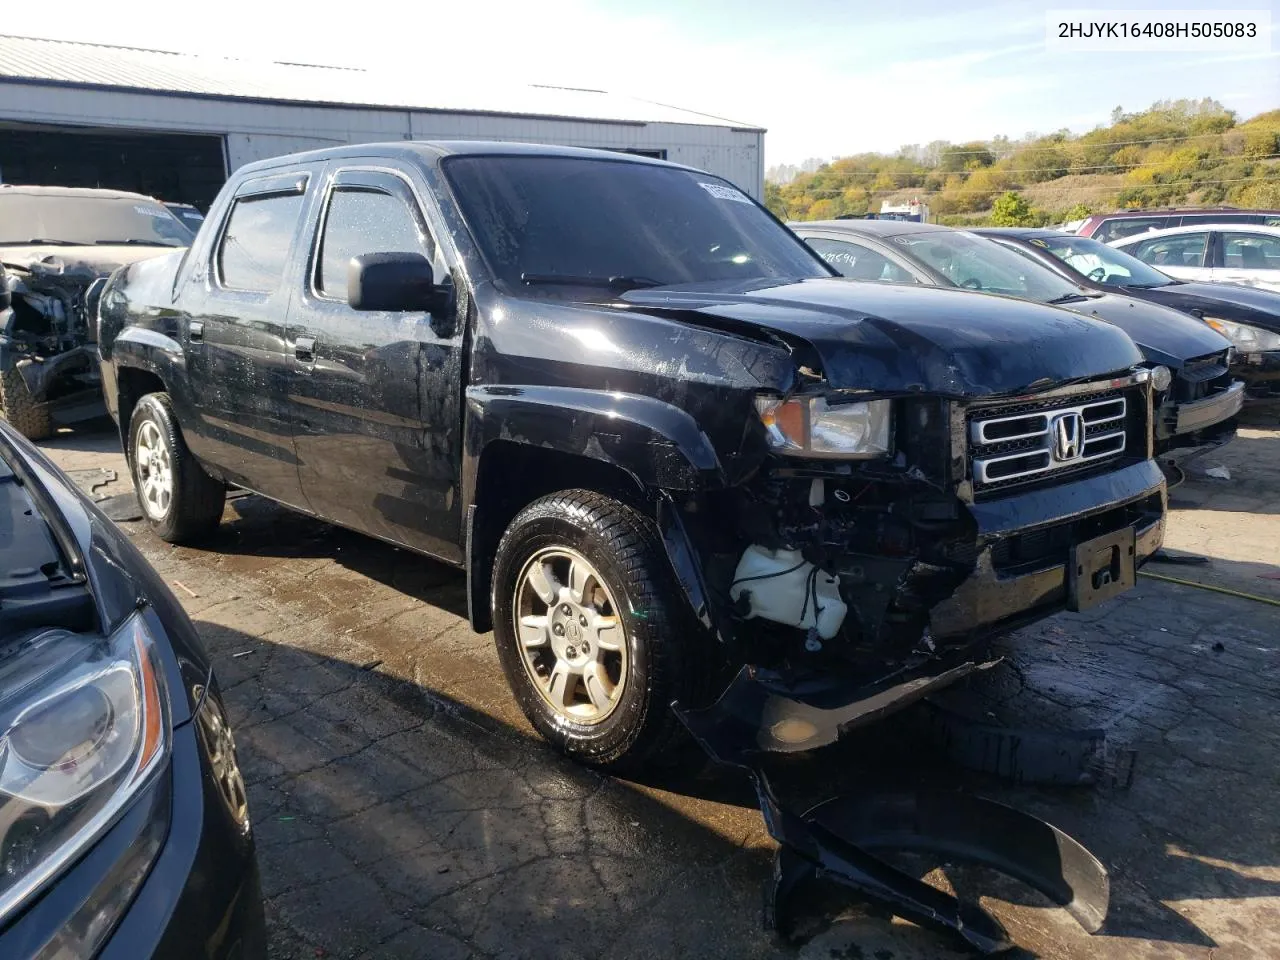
1065 292 1230 367
0 244 183 276
621 278 1144 398
1136 281 1280 332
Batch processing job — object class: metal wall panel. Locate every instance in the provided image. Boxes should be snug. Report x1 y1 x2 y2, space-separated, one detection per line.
0 82 764 197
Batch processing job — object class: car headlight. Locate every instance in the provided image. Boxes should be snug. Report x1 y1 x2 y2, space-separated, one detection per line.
0 612 171 924
1202 317 1280 353
1150 365 1173 392
754 395 893 458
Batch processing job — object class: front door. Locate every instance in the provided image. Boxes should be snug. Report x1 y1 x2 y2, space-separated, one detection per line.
178 170 312 507
1126 231 1210 283
285 165 464 562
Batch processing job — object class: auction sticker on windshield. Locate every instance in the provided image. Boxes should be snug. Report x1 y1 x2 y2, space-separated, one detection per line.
1046 9 1270 51
698 182 753 204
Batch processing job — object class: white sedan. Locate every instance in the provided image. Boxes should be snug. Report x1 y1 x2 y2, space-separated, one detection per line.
1112 223 1280 293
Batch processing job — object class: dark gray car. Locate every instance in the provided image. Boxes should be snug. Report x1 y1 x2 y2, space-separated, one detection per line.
791 219 1243 463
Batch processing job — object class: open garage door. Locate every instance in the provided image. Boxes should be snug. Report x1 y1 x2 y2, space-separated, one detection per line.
0 123 227 212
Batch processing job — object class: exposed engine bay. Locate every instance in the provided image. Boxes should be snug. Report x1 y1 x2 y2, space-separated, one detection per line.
1 256 105 398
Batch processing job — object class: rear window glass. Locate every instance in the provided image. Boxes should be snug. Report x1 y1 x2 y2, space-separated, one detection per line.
217 192 304 293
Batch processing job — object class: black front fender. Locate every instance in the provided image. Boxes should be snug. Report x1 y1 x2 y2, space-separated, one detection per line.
464 384 727 494
100 326 189 426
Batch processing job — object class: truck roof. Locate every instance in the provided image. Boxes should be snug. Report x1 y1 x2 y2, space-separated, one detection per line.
0 184 165 202
235 139 699 177
790 219 949 239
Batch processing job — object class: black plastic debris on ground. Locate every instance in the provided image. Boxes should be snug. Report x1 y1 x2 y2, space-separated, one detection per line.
673 662 1115 955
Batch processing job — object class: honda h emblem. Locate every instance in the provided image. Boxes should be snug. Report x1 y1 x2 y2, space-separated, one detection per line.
1051 412 1084 462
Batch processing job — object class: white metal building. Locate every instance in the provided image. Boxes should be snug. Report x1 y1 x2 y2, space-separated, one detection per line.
0 34 765 210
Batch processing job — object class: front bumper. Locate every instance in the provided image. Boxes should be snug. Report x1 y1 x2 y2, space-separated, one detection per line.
0 688 266 960
929 460 1166 639
1234 350 1280 394
1157 379 1244 453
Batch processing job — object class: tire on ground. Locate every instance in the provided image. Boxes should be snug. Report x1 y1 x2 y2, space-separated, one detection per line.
0 366 53 441
492 489 710 772
128 392 225 543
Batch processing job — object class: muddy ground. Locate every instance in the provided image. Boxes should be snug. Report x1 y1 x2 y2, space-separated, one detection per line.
36 406 1280 960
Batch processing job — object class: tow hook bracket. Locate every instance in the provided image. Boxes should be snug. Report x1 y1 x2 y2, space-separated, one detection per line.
673 665 1112 955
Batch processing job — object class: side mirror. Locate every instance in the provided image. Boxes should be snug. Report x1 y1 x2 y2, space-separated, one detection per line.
347 252 451 317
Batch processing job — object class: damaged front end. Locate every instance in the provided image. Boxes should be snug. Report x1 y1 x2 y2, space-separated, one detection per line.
1 258 107 410
674 367 1165 678
664 367 1165 953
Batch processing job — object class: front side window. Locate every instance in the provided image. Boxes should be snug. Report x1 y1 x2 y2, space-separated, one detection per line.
1095 217 1169 244
1222 233 1280 271
804 237 916 283
317 187 433 301
1129 233 1208 268
443 156 830 296
217 192 305 293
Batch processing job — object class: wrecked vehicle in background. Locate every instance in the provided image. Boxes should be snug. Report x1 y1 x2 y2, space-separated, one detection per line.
97 142 1168 952
0 186 191 439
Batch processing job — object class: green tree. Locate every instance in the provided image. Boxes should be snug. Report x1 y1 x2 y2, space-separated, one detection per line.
990 191 1035 226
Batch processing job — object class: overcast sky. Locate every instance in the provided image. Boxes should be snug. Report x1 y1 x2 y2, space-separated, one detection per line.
21 0 1280 165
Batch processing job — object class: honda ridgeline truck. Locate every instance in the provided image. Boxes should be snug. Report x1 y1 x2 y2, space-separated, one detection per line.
96 142 1167 770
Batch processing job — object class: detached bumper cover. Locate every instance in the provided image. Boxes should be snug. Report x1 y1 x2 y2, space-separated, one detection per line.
1169 379 1245 436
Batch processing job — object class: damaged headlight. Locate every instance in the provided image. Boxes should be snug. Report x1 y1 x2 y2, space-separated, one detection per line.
0 613 171 924
754 395 893 459
1202 317 1280 353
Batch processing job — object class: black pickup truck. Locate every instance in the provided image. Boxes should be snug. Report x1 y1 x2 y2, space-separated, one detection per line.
97 142 1167 770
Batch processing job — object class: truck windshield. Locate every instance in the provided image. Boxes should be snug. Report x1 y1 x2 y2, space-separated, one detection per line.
892 230 1088 303
443 156 831 293
0 194 192 247
1027 235 1175 288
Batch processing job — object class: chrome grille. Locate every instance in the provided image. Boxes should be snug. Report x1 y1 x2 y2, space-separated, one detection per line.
970 393 1127 490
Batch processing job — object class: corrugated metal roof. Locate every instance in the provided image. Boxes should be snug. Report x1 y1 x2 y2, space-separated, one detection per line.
0 34 763 131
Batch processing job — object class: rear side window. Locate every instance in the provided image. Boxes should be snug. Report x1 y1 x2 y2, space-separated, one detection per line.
1095 217 1169 243
804 237 916 283
1223 233 1280 270
217 192 305 293
317 187 433 301
1178 214 1259 227
1129 232 1208 267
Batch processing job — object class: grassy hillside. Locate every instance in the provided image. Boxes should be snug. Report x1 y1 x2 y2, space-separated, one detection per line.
767 99 1280 226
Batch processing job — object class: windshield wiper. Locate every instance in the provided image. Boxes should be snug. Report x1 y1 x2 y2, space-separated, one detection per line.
520 273 665 292
94 239 180 247
1046 293 1090 304
1121 281 1176 289
0 238 85 247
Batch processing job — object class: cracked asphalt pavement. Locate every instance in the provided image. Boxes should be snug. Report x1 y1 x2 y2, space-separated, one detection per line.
35 408 1280 960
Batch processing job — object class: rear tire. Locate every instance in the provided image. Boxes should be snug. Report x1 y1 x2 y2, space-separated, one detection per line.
128 392 225 543
0 366 53 441
492 489 709 772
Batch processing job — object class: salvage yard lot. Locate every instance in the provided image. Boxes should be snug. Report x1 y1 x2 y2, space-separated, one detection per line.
39 409 1280 960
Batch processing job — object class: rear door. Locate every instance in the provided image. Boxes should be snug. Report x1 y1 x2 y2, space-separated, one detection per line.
1212 231 1280 292
285 164 464 561
179 170 313 507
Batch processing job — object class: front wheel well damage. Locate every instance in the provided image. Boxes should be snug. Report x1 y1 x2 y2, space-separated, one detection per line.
467 440 650 632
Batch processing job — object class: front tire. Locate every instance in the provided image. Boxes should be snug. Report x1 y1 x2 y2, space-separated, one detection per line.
0 366 53 441
492 489 705 772
128 392 225 543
